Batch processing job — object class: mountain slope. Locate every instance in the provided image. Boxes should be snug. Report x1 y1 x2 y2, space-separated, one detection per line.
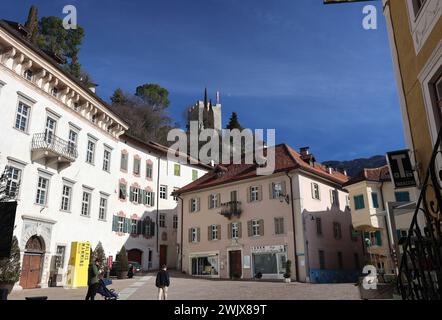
323 155 387 178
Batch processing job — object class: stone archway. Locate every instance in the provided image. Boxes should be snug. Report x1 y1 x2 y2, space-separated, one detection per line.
19 235 45 289
18 217 56 290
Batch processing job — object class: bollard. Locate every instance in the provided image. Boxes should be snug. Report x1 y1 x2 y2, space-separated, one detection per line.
0 288 8 300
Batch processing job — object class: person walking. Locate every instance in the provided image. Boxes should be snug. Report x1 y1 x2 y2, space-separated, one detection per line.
85 258 102 300
155 265 170 300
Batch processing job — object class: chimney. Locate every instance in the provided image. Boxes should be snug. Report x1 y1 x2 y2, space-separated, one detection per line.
216 91 220 105
328 167 333 174
299 146 316 165
210 160 215 167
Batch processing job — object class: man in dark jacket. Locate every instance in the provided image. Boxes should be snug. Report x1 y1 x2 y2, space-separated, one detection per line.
155 265 170 300
85 258 101 300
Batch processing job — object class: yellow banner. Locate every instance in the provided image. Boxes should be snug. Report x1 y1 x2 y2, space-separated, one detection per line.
66 241 91 288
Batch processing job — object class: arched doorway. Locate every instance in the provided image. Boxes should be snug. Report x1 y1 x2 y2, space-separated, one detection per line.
127 249 143 265
20 236 45 289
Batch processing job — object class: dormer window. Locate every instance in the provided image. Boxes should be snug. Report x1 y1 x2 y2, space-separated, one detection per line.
51 87 59 98
23 69 33 81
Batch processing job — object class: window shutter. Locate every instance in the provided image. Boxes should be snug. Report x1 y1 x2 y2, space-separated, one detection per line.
375 231 382 246
247 187 251 203
274 218 278 234
269 183 274 199
137 220 143 235
247 220 252 237
217 193 221 207
258 185 263 201
197 227 201 242
124 218 130 233
138 189 143 204
197 197 200 211
150 221 155 236
311 183 315 199
112 215 118 231
130 187 134 202
330 189 333 205
238 222 242 238
208 226 212 241
259 219 264 236
281 181 286 196
217 225 221 240
188 228 192 243
151 192 155 207
227 223 232 239
208 195 212 209
189 199 193 212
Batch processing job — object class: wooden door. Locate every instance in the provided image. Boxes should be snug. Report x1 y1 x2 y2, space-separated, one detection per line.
229 250 242 278
159 245 167 267
19 254 42 289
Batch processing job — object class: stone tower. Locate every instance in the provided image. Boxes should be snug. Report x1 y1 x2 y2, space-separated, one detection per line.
187 89 222 132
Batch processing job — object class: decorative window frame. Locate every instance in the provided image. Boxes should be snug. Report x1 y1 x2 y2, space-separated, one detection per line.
405 0 442 54
418 39 442 149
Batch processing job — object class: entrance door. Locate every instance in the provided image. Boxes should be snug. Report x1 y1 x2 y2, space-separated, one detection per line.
20 235 45 289
229 250 242 278
127 249 142 265
20 254 42 289
159 245 167 267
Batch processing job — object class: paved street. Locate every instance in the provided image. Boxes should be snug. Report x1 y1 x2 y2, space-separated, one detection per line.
8 272 361 300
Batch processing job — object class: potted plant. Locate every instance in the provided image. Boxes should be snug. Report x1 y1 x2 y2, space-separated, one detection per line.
115 246 128 279
283 260 292 283
0 236 21 294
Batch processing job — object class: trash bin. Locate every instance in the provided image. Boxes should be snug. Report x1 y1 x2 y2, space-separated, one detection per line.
25 296 48 300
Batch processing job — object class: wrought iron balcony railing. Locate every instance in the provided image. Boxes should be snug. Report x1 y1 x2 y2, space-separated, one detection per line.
220 201 242 219
32 133 78 162
397 127 442 300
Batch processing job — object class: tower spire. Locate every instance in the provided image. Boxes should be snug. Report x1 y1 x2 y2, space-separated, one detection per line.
204 87 208 109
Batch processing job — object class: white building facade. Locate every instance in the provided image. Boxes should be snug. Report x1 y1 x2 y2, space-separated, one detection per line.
0 20 208 290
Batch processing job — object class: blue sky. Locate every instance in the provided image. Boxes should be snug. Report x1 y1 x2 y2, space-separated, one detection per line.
4 0 405 161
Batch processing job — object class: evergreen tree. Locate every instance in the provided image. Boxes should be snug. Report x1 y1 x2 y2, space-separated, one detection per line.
110 88 129 106
226 112 243 130
93 242 106 264
0 236 21 283
115 246 128 272
37 16 85 79
135 84 170 110
24 5 39 44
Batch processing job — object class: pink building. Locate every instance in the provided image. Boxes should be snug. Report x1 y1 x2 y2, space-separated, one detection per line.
174 145 364 283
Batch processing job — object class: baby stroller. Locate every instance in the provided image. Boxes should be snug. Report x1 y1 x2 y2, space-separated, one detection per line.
97 278 119 300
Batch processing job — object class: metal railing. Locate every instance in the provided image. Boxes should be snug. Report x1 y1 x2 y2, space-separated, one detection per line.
220 201 242 219
397 127 442 300
32 133 78 161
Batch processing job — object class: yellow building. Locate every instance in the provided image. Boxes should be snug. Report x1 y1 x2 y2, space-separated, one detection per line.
382 0 442 183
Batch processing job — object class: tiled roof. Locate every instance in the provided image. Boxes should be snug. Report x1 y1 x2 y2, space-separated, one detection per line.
174 144 349 195
343 165 391 187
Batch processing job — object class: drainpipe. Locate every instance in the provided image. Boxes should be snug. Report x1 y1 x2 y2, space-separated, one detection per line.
178 195 184 273
286 171 300 282
156 156 161 254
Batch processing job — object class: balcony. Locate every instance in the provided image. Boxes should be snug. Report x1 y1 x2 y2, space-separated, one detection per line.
219 201 242 219
31 133 78 169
